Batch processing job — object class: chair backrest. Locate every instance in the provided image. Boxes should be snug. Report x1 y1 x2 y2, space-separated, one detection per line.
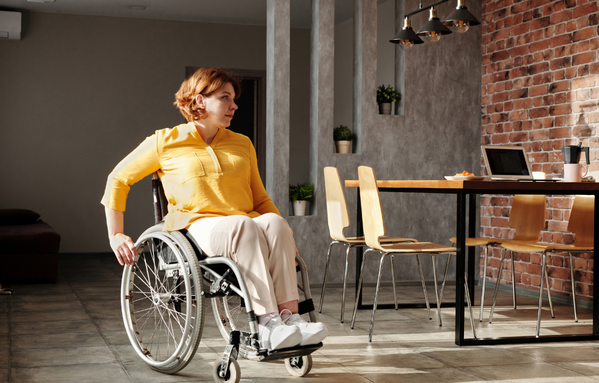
568 195 594 247
324 167 351 241
510 194 547 241
357 166 385 250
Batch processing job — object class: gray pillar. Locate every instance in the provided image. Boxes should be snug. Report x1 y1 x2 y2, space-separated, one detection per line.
395 0 405 116
266 0 290 216
310 0 335 215
353 0 377 153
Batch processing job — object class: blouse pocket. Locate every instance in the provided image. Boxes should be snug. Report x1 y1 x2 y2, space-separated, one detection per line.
178 152 206 183
166 152 206 183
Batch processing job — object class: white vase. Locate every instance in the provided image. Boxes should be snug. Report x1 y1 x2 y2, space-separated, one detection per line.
335 140 351 153
293 200 307 216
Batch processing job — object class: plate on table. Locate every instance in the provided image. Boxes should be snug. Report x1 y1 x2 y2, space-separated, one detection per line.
444 176 486 181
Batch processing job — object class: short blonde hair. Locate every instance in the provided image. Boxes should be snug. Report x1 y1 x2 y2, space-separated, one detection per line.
174 68 241 122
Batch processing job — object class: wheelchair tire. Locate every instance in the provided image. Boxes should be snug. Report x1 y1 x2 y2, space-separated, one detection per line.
285 354 313 377
212 357 241 383
212 294 247 342
121 227 205 374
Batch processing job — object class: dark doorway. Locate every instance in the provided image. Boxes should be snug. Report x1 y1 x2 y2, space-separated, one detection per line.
185 67 266 178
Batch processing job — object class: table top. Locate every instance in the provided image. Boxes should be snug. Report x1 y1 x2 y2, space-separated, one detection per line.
344 179 599 193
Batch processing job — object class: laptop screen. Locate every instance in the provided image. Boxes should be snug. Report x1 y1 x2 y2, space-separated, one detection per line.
482 145 533 179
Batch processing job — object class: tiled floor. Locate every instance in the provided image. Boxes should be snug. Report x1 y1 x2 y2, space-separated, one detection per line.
2 253 599 382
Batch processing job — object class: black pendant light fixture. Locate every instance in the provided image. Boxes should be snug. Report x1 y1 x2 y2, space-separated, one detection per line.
389 16 424 49
416 7 452 42
442 0 481 33
390 0 480 48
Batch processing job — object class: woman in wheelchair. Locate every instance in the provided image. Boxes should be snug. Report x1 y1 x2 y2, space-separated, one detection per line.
101 67 327 352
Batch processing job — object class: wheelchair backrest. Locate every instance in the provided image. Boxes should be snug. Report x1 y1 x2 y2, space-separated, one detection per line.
152 172 169 224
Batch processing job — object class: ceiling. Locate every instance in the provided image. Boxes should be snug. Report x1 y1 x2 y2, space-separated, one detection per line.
0 0 390 29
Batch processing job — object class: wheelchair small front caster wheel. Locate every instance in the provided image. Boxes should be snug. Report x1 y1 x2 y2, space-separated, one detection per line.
285 354 313 377
212 357 240 383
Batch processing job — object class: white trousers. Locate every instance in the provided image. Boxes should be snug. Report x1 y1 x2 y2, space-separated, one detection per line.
187 213 299 315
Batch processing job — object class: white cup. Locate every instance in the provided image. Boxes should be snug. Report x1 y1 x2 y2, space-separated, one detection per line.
564 163 588 182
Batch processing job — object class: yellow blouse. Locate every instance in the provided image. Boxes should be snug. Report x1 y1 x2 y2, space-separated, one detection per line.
101 122 280 231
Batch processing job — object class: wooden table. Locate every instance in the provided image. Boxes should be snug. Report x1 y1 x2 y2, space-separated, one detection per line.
345 179 599 346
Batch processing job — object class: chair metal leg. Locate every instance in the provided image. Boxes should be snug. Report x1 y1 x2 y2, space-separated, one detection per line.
536 251 547 338
340 244 354 323
545 264 554 318
368 253 387 342
431 254 442 327
464 272 477 339
480 245 489 322
489 248 507 323
391 255 398 310
351 248 372 329
569 253 578 322
439 253 451 304
511 250 517 309
319 241 336 313
416 254 432 320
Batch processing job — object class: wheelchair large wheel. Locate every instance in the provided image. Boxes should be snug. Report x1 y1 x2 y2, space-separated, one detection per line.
212 294 249 342
211 256 312 348
121 228 205 374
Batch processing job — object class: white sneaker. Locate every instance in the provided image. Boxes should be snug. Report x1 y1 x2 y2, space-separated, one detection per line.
282 312 328 346
259 316 302 351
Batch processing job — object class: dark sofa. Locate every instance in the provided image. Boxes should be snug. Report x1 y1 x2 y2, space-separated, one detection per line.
0 209 61 283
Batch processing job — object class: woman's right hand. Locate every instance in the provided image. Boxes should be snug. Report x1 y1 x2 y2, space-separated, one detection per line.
105 207 136 266
109 233 136 266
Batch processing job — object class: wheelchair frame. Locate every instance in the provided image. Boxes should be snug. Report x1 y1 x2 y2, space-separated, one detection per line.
120 173 321 382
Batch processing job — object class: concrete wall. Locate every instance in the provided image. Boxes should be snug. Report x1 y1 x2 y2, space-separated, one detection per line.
0 1 482 288
0 12 310 252
288 0 482 287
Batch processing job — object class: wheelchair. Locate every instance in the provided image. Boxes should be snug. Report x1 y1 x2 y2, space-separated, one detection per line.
120 174 322 382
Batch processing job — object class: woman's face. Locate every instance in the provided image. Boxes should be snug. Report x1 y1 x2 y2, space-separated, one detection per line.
196 82 238 128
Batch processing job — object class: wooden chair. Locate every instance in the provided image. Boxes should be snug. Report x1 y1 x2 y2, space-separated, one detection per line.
500 195 594 337
450 193 547 322
320 167 417 323
351 166 476 341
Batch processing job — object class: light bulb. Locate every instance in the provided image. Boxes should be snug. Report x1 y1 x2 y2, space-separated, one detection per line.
453 20 470 33
426 31 441 42
400 40 414 50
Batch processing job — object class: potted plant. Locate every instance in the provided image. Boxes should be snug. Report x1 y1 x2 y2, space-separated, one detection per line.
289 182 314 216
377 84 401 115
333 125 355 154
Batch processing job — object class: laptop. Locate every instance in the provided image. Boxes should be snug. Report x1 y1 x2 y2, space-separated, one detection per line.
481 145 534 180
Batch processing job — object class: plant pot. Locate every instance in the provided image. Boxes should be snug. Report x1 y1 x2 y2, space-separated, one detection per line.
335 140 351 154
293 200 307 216
378 102 392 115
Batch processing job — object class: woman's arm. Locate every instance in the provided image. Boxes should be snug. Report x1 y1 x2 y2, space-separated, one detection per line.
105 207 136 266
101 134 161 265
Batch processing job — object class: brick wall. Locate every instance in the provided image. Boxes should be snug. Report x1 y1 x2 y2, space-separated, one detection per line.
481 0 598 300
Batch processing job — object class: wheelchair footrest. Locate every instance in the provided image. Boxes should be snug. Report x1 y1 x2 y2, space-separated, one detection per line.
258 343 322 362
298 299 315 315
